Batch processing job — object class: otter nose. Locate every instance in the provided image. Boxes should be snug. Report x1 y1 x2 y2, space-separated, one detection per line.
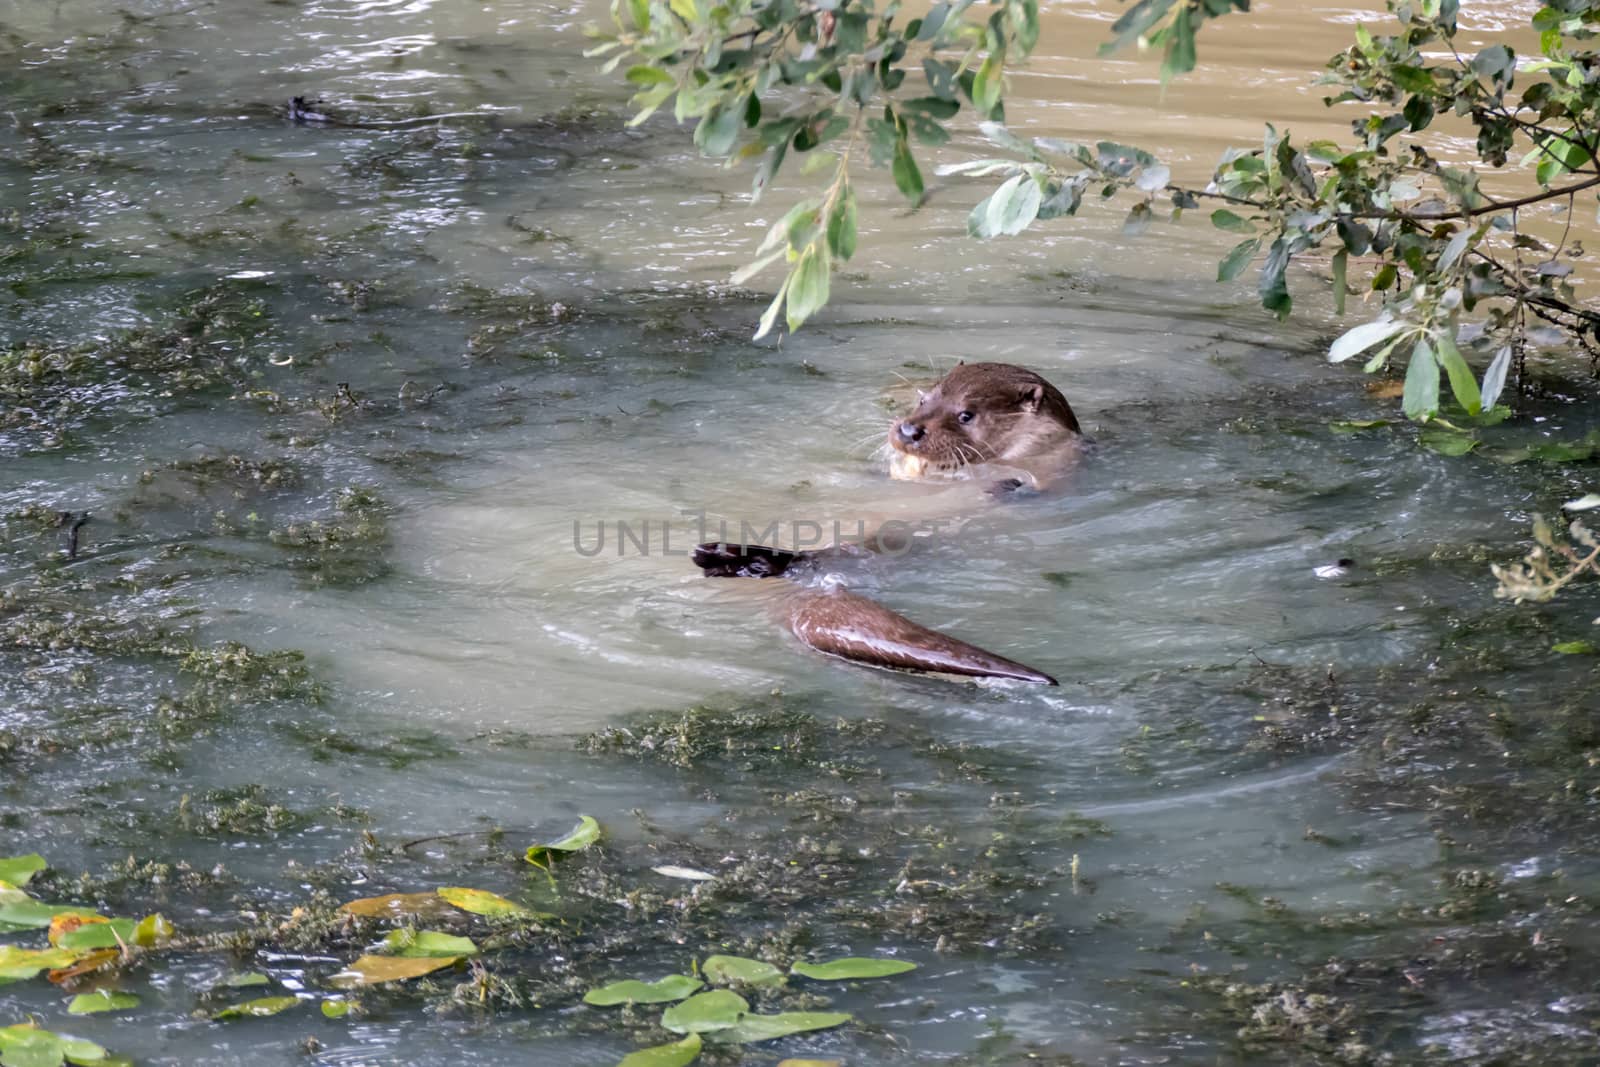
897 421 924 443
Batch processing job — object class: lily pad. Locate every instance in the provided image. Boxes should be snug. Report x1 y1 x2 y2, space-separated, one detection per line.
47 949 121 984
707 1011 853 1045
525 815 602 868
1329 419 1389 433
327 954 462 988
585 974 703 1006
790 957 918 980
53 917 136 952
436 887 534 918
0 899 98 933
321 1000 353 1019
617 1033 702 1067
133 914 175 947
0 856 46 887
220 972 270 988
380 929 478 958
0 945 82 983
0 1023 111 1067
703 955 784 987
660 990 750 1034
1553 640 1598 655
337 891 454 919
213 995 300 1020
67 991 141 1015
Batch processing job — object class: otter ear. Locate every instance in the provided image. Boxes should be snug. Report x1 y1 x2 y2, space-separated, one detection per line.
1018 384 1045 412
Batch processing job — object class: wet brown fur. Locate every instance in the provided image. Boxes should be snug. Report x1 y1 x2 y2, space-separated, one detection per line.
890 362 1081 475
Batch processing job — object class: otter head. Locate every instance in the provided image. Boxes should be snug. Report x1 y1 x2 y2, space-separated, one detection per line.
889 362 1080 476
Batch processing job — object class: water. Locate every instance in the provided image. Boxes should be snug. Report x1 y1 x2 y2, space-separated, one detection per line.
5 0 1600 1064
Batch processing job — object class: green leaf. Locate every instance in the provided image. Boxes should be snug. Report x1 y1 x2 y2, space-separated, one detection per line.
1552 641 1598 655
891 136 924 202
617 1034 703 1067
213 996 301 1020
1162 4 1196 80
221 972 270 988
902 97 959 120
989 173 1042 236
752 275 791 341
703 955 785 987
67 991 140 1016
1216 237 1260 282
321 1001 353 1018
626 0 650 31
972 46 1005 116
1418 427 1479 455
0 899 95 931
706 1011 854 1044
693 106 740 158
0 857 46 887
526 815 602 867
1258 237 1292 319
790 957 918 980
1209 209 1252 233
625 66 674 87
784 244 831 332
381 929 479 958
56 918 136 952
1402 339 1440 420
1330 419 1390 433
1328 318 1408 363
660 990 750 1034
826 189 857 261
585 975 704 1006
1535 133 1590 185
1435 333 1481 415
1332 249 1347 316
1470 44 1515 83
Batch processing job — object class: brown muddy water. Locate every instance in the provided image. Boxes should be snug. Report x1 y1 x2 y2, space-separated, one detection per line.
4 0 1600 1064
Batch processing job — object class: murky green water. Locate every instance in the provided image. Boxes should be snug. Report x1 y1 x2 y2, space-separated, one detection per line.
5 0 1600 1063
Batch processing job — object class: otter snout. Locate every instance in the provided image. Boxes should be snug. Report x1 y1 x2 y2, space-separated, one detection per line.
895 421 925 445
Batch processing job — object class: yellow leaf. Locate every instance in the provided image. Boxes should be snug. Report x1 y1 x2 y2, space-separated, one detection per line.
436 887 534 919
47 914 110 948
337 892 453 919
327 954 462 988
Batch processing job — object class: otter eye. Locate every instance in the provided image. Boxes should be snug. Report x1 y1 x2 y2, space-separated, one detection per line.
957 410 975 424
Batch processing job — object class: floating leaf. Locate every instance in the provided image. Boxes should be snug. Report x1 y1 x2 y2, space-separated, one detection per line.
1330 419 1389 433
0 945 81 983
0 856 46 887
436 887 534 919
321 1000 353 1019
1565 494 1600 512
525 815 602 868
133 914 175 948
0 899 98 932
327 954 461 988
1418 428 1479 456
617 1033 702 1067
585 975 703 1006
380 929 479 959
790 957 918 980
67 991 140 1015
337 892 453 919
53 917 135 952
221 972 270 988
1553 641 1598 654
0 1023 110 1067
213 996 300 1020
707 1011 853 1045
650 866 716 882
660 990 750 1034
703 956 784 987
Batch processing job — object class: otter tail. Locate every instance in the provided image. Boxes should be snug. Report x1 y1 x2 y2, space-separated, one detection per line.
781 586 1057 685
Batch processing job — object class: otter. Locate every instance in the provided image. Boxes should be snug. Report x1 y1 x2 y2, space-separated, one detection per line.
694 361 1084 685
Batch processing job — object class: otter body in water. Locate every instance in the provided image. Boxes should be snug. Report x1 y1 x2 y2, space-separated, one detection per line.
695 362 1083 685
